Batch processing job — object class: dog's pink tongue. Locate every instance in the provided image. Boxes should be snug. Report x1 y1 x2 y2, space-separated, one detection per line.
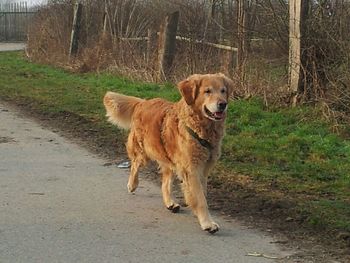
214 112 224 118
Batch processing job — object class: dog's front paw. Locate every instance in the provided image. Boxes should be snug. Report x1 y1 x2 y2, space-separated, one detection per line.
201 221 220 234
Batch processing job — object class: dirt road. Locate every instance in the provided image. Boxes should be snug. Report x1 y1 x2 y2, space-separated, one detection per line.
0 103 293 262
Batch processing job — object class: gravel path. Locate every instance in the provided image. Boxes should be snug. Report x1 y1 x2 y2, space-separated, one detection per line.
0 43 26 51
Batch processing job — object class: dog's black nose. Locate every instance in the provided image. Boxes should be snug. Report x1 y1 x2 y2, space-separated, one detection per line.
218 101 227 111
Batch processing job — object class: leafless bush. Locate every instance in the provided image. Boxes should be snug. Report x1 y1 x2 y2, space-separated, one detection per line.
27 1 73 64
297 1 350 115
26 0 350 122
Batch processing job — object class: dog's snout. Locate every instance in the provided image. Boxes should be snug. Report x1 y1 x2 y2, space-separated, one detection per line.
217 101 227 111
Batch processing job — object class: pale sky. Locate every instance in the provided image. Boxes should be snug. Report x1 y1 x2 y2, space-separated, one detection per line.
0 0 47 6
25 0 47 6
29 0 47 5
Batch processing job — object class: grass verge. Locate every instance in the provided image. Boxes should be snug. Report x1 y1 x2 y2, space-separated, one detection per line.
1 51 350 244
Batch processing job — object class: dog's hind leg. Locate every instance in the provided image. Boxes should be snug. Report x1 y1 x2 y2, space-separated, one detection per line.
161 166 180 213
126 131 145 193
127 159 142 193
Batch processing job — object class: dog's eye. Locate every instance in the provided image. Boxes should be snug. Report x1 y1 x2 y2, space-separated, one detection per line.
204 89 211 94
221 88 226 94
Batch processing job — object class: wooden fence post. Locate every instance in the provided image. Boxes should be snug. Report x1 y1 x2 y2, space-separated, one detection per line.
288 0 309 105
157 11 179 80
69 1 83 58
288 0 302 102
103 2 108 34
237 0 247 87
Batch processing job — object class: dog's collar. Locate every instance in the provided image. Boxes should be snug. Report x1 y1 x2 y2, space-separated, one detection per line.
185 126 213 152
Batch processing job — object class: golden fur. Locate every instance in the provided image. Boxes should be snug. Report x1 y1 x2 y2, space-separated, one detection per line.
103 73 234 233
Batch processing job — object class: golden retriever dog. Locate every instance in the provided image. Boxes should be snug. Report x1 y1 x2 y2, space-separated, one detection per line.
103 73 234 233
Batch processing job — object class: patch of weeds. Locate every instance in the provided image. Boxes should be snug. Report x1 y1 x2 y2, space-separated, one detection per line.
304 199 350 232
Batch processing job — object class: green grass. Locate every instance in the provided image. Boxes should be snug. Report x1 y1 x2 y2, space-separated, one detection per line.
223 99 350 191
0 52 180 121
1 51 350 232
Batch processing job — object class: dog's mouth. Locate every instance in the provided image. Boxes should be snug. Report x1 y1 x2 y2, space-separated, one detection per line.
203 105 225 121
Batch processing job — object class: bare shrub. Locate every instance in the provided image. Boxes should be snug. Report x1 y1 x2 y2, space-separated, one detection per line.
296 1 350 117
27 1 73 64
25 0 350 124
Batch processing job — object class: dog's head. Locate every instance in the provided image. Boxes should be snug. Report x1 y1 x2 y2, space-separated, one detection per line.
178 73 234 121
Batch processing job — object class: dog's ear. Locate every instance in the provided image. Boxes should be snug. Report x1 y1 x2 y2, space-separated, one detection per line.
217 73 235 99
178 75 202 105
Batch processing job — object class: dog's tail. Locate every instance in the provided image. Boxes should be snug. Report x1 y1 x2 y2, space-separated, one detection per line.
103 92 144 129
